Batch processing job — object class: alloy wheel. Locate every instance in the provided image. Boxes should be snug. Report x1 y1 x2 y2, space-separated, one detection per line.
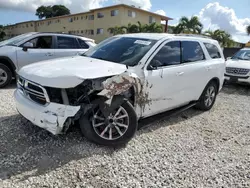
204 86 216 107
0 68 8 85
92 106 129 140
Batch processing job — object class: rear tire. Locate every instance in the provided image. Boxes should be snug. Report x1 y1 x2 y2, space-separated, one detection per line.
195 81 218 111
79 100 138 146
0 64 12 88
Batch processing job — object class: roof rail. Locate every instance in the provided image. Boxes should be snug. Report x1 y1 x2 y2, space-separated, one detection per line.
174 34 212 39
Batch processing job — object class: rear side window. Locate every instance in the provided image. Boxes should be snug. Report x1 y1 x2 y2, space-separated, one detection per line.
182 41 205 63
204 43 221 59
57 36 78 49
78 39 89 49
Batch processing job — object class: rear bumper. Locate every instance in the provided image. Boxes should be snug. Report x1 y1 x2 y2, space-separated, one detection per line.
14 89 80 135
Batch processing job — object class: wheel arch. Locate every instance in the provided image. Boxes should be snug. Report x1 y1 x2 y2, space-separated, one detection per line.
0 56 16 77
208 77 220 93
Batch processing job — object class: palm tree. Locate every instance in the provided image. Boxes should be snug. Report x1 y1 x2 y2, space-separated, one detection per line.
247 25 250 35
107 26 125 35
121 23 139 33
204 29 233 47
175 16 203 34
144 22 163 33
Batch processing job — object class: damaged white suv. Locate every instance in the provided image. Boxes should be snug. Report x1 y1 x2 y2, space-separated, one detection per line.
15 33 225 146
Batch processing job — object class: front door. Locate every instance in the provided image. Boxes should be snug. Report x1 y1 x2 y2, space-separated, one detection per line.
16 35 55 69
141 40 209 118
141 40 187 118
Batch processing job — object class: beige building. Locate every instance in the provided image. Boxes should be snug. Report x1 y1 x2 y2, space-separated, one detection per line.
4 4 172 43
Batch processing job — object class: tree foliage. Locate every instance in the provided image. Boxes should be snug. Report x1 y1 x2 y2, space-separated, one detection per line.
0 25 6 41
204 29 233 47
247 25 250 35
108 22 163 36
173 16 203 34
36 5 70 19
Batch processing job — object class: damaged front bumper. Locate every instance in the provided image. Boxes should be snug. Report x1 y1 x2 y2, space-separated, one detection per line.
14 89 80 135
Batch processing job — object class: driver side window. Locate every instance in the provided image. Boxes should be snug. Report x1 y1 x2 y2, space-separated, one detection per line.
23 36 53 49
150 41 181 68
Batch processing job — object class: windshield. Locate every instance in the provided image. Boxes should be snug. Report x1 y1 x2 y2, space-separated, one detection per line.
231 49 250 60
82 36 157 66
0 33 36 46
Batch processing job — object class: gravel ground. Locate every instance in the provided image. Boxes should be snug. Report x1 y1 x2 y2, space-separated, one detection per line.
0 83 250 188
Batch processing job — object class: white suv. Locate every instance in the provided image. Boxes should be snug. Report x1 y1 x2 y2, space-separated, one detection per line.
0 32 95 88
225 48 250 84
14 33 225 146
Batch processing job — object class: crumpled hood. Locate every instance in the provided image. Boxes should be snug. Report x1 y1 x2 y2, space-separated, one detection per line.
18 56 127 88
226 59 250 69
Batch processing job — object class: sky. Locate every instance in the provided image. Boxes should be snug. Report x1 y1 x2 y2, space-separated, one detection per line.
0 0 249 43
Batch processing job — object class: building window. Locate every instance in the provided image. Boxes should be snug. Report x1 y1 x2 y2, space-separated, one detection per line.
86 30 94 35
81 30 84 34
97 12 104 18
69 18 73 22
81 16 83 19
26 24 29 28
111 10 119 16
88 15 94 20
30 23 33 27
149 16 156 23
97 28 104 35
128 10 136 18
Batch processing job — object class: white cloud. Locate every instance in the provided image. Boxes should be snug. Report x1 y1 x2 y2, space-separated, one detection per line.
155 10 166 16
114 0 151 10
0 0 107 13
155 10 166 24
199 2 250 42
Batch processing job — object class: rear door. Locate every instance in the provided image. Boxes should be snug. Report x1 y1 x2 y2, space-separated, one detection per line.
16 35 55 68
54 36 80 58
176 40 209 102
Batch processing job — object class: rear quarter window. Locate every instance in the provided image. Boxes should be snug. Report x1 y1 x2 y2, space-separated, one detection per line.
204 43 222 59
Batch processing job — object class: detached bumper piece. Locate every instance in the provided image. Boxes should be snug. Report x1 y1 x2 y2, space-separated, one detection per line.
14 89 80 135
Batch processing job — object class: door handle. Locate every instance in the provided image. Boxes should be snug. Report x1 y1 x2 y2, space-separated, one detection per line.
45 53 53 56
206 66 212 71
176 72 184 76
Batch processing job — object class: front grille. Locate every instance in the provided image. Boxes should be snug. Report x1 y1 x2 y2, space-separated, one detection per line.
17 76 50 105
226 67 250 75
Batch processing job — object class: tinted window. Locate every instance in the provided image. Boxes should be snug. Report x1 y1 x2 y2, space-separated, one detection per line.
231 49 250 60
204 43 221 59
78 39 89 49
182 41 205 63
24 36 52 49
57 36 78 49
83 37 156 67
150 41 181 68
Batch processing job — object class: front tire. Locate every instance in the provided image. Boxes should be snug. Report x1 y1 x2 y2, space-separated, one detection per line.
79 100 138 146
0 64 12 88
195 81 218 111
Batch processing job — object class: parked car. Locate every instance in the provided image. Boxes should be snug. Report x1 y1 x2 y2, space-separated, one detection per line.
225 48 250 84
0 32 96 88
14 33 225 146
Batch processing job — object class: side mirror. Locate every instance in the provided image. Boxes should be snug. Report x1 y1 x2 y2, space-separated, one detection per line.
22 42 33 51
148 64 157 71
